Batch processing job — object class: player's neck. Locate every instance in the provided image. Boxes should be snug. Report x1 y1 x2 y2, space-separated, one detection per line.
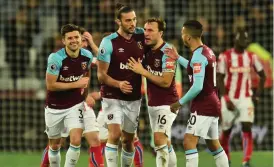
65 47 80 58
190 40 203 52
117 28 133 40
234 46 245 53
151 39 164 50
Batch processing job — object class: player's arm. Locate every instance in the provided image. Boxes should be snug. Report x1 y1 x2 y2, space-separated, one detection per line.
217 53 235 110
216 53 227 98
178 56 207 105
83 31 99 55
252 54 266 101
97 38 132 94
46 54 89 91
170 53 207 113
128 57 174 88
164 47 189 69
97 61 120 88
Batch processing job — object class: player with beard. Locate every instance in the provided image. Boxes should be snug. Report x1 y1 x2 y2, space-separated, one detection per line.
128 18 178 167
97 3 145 167
164 20 229 167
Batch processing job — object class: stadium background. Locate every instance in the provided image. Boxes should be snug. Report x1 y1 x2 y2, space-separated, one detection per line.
0 0 272 166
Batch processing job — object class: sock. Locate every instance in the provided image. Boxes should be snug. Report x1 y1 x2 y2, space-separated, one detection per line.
134 140 144 167
105 143 118 167
89 146 104 167
121 148 135 167
212 147 229 167
242 132 253 162
155 145 169 167
185 149 198 167
64 144 81 167
220 132 231 161
40 145 50 167
168 145 177 167
48 146 61 167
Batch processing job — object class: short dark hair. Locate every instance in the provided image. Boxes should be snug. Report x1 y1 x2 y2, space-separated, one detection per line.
115 3 134 19
79 27 87 35
145 18 166 32
60 24 81 37
183 20 203 38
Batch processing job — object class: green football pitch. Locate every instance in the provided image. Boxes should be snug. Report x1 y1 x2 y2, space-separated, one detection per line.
0 150 272 167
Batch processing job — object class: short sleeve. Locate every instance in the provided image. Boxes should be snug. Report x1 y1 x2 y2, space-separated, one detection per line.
217 53 226 74
97 37 113 63
162 55 176 73
190 51 208 77
46 53 62 75
252 54 263 72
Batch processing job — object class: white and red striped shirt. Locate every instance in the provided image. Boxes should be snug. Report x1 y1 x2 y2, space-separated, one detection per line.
217 49 263 99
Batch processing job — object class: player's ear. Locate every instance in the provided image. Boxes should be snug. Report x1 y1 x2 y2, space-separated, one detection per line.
115 19 121 26
159 31 163 37
62 38 66 45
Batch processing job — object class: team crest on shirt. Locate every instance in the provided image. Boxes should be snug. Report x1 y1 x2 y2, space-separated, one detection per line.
81 62 87 70
108 114 113 120
137 41 143 49
154 59 161 68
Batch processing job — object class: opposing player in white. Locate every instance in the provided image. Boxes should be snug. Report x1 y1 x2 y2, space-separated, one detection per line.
217 28 265 167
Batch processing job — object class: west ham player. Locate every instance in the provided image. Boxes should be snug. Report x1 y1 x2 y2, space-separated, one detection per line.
165 20 229 167
90 91 144 167
41 27 103 167
44 24 99 167
217 28 265 167
97 4 145 167
128 18 178 167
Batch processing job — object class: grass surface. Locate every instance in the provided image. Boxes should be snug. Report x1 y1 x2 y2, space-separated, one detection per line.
0 150 272 167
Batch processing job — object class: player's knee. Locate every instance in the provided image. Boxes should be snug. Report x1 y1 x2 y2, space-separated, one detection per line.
121 136 133 146
109 130 122 143
154 133 167 146
183 136 195 150
50 143 61 150
70 136 82 146
86 135 101 147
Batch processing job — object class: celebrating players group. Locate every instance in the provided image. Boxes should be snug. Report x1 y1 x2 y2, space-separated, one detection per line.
41 3 265 167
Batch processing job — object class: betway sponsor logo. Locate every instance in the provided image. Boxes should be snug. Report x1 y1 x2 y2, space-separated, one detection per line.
120 63 129 70
147 65 162 76
59 74 83 82
229 67 250 73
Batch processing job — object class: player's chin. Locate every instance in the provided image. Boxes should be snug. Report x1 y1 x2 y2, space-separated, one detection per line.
144 41 150 45
127 28 135 34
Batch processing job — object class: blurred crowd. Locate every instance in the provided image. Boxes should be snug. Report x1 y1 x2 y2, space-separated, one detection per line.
0 0 272 90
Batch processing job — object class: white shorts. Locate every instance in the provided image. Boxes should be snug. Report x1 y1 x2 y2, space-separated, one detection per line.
61 125 69 138
97 110 108 140
221 97 254 130
45 102 84 139
83 102 99 134
101 98 141 134
148 105 177 138
185 111 219 140
59 103 99 137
